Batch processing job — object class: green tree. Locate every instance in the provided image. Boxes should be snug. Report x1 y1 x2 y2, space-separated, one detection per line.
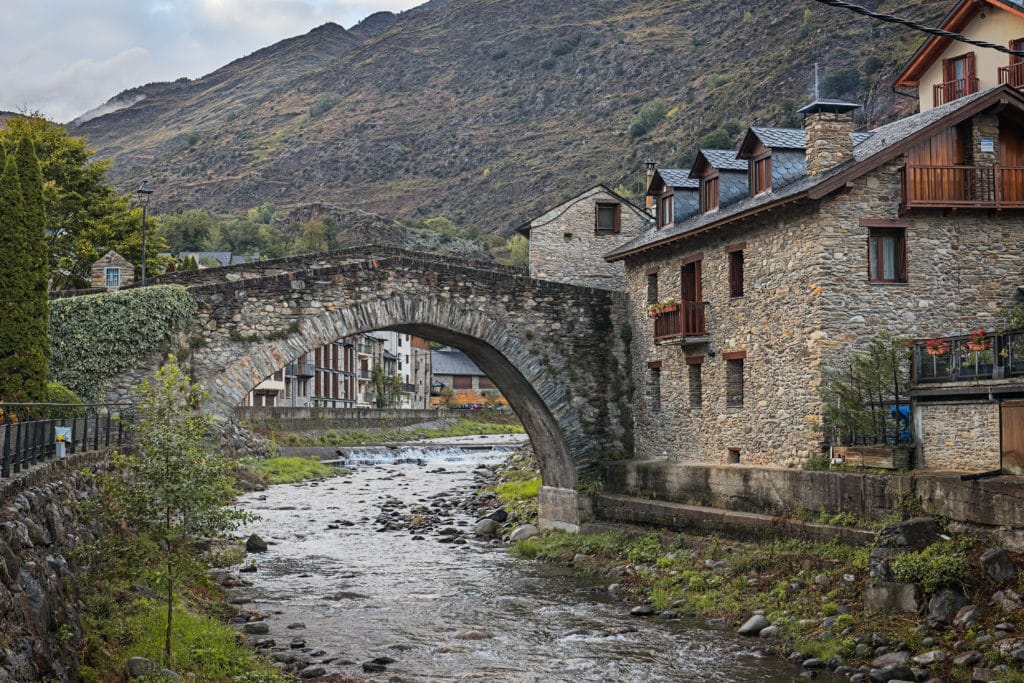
92 357 251 666
290 218 330 254
0 132 50 401
505 234 529 268
160 209 216 253
0 115 164 289
371 366 403 408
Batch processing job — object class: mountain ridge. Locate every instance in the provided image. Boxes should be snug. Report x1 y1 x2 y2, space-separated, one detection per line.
73 0 946 234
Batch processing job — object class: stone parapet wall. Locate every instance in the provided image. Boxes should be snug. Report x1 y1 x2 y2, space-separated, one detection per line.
235 407 446 433
915 401 1001 471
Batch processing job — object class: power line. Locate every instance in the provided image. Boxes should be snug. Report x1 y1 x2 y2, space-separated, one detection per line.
810 0 1024 57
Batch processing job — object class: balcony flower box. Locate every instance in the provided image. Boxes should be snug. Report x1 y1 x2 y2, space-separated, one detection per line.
925 339 950 356
966 328 991 352
647 299 677 319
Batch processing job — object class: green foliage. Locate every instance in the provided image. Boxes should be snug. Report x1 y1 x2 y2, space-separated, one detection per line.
494 476 541 502
44 381 84 417
820 331 909 447
50 285 198 402
309 93 342 118
891 538 974 593
626 532 666 564
89 357 253 666
159 209 216 253
821 68 862 99
628 99 668 138
371 365 403 409
504 234 529 268
0 128 50 402
0 115 164 290
254 456 335 484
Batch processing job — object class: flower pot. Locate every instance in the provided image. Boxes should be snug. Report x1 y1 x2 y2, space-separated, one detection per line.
966 340 991 352
926 344 949 356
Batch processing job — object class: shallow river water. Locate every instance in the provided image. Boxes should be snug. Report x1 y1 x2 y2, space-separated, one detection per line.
233 446 839 682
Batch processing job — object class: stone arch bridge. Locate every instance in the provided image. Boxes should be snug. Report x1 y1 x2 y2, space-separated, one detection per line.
114 247 632 529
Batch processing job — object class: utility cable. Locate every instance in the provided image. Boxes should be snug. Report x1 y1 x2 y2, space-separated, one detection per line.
810 0 1024 57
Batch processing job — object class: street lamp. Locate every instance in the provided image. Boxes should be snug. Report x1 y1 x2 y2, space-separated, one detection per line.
135 181 153 284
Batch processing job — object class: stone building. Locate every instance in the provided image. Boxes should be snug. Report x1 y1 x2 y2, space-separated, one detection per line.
606 85 1024 471
89 250 134 290
518 184 649 290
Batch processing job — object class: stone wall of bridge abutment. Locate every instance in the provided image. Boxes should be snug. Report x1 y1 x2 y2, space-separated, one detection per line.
604 459 1024 549
105 249 633 503
234 407 445 433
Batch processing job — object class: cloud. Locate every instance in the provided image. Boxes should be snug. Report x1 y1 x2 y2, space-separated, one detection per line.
0 0 423 122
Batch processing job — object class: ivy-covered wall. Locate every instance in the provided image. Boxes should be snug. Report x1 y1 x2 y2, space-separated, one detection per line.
50 286 197 402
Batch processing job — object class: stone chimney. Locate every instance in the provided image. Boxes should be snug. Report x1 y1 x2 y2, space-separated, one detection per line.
644 159 657 212
798 99 861 177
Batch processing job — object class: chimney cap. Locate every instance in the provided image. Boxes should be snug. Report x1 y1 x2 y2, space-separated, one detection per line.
798 99 861 116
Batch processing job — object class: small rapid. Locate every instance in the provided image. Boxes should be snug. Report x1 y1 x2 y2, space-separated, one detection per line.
230 446 839 682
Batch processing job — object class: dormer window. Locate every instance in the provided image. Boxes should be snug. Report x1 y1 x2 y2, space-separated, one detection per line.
935 53 977 106
750 153 772 196
658 191 673 227
700 173 720 213
595 202 621 234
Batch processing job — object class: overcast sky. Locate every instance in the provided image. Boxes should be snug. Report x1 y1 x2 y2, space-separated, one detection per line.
1 0 423 123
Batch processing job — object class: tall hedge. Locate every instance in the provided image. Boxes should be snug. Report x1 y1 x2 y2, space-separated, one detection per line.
0 136 50 402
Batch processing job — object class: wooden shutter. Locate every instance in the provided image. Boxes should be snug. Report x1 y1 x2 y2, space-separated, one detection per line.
896 229 908 282
613 204 621 233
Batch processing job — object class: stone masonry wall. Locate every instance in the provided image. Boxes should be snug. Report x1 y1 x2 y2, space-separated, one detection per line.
624 153 1024 470
528 187 646 290
916 401 1001 471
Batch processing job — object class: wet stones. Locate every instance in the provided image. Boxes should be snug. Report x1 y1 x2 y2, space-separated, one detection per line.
245 534 268 553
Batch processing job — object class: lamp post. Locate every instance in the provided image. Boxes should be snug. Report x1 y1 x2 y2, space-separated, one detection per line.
135 181 153 284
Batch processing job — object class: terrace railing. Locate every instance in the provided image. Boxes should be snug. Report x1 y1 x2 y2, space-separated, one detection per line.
653 301 708 341
0 402 134 477
901 164 1024 210
999 62 1024 88
932 76 978 106
912 329 1024 384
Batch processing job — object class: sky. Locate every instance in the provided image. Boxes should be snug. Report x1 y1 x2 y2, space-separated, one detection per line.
1 0 423 123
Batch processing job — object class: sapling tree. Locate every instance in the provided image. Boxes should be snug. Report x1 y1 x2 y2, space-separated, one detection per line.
95 356 252 666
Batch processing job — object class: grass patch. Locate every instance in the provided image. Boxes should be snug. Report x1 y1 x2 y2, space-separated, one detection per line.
494 476 541 502
254 456 335 484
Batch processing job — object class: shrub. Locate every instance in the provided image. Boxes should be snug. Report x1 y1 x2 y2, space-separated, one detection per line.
309 93 341 118
892 539 973 593
628 100 668 138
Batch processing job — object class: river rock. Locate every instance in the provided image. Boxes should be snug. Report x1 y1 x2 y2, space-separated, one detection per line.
455 630 493 640
126 657 156 678
473 519 500 539
992 589 1023 614
971 668 999 682
911 649 946 665
928 588 967 624
486 509 508 523
298 665 327 679
954 604 980 630
287 622 306 630
362 662 388 672
509 524 539 543
630 605 655 617
245 534 268 553
980 548 1017 582
953 651 982 666
868 665 914 683
242 621 270 635
870 650 910 668
737 614 770 636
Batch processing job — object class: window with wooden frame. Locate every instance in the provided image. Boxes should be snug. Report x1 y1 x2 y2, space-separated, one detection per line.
687 358 703 408
867 227 908 283
724 352 745 408
750 154 772 195
648 361 662 414
700 173 720 213
726 243 745 298
936 52 976 105
658 191 674 227
595 202 621 234
646 269 659 305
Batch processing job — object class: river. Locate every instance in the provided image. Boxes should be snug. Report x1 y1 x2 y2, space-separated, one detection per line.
231 445 838 682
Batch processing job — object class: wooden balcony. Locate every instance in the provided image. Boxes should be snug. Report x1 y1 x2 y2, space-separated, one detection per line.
901 164 1024 210
912 330 1024 385
653 301 707 342
932 76 978 107
999 62 1024 88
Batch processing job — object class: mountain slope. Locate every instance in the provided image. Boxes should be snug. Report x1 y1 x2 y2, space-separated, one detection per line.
74 0 946 234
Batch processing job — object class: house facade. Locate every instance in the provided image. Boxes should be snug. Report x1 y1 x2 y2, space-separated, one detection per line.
607 85 1024 471
519 184 649 290
89 250 134 290
893 0 1024 111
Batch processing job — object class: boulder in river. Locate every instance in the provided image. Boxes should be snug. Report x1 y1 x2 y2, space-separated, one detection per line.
474 518 500 539
245 534 268 553
737 614 769 636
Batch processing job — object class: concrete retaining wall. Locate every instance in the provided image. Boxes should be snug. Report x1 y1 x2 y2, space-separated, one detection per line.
235 407 444 432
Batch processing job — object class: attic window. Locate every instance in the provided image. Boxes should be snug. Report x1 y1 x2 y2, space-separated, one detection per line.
595 202 621 234
659 190 674 227
700 173 720 213
751 154 772 195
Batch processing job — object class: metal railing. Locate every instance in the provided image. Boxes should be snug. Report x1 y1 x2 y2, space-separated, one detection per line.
999 62 1024 88
357 344 374 355
932 76 978 106
286 362 316 377
913 329 1024 384
653 302 708 341
0 402 134 477
901 164 1024 209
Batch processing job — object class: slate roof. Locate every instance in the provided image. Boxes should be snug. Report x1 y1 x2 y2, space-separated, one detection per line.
517 183 647 235
697 149 747 172
431 349 485 377
748 126 873 150
658 168 699 189
607 86 1017 262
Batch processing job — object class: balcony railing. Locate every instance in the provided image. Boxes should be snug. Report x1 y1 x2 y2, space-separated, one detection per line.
901 164 1024 210
653 302 707 341
999 62 1024 88
285 362 315 377
932 76 978 106
357 344 374 355
912 329 1024 384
